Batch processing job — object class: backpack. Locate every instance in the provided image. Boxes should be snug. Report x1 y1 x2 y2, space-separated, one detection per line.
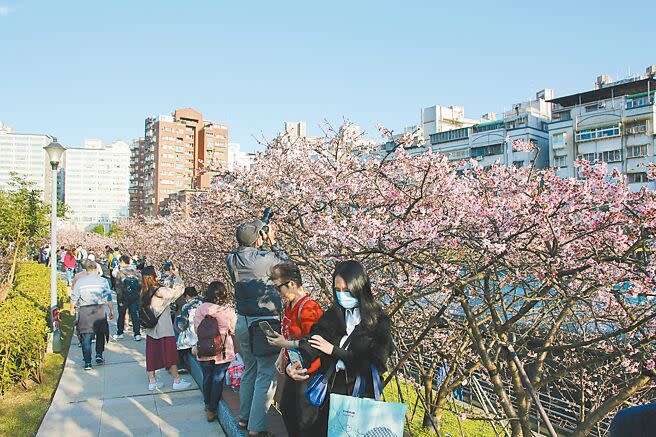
196 315 227 358
110 257 120 269
138 288 161 329
123 275 141 303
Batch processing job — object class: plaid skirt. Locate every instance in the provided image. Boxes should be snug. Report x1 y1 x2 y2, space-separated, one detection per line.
146 335 178 371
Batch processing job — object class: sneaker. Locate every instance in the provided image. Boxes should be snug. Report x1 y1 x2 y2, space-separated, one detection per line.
172 379 192 390
178 368 188 374
112 333 125 340
84 362 92 370
148 380 164 391
134 335 142 341
95 354 104 364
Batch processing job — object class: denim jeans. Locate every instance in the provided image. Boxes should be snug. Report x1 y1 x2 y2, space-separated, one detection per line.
66 268 75 286
81 332 105 365
235 315 278 432
117 299 140 336
200 361 230 412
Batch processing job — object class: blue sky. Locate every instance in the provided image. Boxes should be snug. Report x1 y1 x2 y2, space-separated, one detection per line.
1 0 654 152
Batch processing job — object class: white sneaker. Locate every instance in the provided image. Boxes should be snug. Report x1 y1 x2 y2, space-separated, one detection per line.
172 379 192 390
112 334 125 340
134 335 142 341
148 380 164 391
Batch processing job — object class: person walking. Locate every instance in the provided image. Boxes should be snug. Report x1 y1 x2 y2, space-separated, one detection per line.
175 286 204 373
192 281 237 422
64 248 77 287
71 259 114 370
266 263 323 437
286 260 394 434
112 255 142 341
140 265 192 391
226 219 291 436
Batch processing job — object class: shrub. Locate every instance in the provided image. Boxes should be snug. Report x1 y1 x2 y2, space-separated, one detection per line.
0 262 66 394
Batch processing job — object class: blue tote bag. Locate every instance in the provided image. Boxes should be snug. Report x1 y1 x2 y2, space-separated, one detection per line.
328 365 408 437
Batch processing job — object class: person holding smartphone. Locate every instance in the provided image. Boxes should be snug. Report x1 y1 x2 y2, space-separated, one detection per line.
286 260 394 434
266 263 323 437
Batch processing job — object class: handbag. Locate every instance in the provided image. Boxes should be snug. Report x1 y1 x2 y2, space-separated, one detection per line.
304 331 356 407
247 318 281 356
328 364 408 437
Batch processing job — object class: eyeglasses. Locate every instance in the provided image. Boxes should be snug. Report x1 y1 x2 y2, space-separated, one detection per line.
276 281 292 289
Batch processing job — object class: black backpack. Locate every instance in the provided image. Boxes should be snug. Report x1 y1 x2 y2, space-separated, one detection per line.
139 287 161 329
123 275 141 303
196 316 227 358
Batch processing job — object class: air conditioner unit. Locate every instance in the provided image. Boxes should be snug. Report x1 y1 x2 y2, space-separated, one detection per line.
598 102 606 109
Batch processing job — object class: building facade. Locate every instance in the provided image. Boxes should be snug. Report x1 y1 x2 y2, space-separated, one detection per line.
62 139 131 230
548 67 656 190
228 143 256 171
387 91 553 169
0 122 56 200
131 108 229 216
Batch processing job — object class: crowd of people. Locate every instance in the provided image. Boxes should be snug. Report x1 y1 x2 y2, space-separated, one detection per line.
44 218 393 437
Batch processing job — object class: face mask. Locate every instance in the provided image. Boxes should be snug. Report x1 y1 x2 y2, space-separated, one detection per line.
336 291 359 309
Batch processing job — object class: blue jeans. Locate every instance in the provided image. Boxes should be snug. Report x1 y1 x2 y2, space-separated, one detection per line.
66 268 75 286
235 315 278 432
200 361 230 412
117 299 140 336
81 332 105 365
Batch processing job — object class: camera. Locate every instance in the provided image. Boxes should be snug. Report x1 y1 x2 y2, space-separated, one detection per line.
261 207 274 234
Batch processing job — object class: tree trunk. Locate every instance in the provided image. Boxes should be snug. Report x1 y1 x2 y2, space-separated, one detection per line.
0 238 20 303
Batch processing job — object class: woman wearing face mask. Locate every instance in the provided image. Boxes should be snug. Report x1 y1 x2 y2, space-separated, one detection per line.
287 260 393 433
266 262 323 437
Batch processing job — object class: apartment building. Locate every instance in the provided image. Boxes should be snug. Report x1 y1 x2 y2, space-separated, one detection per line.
387 92 553 169
228 143 256 171
62 139 131 230
548 67 656 190
132 108 229 216
0 122 57 200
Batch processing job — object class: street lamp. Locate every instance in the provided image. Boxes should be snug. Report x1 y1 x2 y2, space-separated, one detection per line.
44 140 66 353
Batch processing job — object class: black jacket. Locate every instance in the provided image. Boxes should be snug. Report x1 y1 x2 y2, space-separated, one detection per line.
299 304 393 397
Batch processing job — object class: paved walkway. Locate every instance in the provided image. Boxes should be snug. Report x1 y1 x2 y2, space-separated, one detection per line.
37 310 226 437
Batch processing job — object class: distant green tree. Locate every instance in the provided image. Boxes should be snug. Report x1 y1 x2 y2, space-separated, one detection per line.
90 224 106 235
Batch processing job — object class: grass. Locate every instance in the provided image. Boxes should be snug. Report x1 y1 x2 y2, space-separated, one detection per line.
383 377 499 437
0 310 74 437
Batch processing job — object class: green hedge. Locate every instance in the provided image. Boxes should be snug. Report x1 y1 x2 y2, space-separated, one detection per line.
0 262 67 394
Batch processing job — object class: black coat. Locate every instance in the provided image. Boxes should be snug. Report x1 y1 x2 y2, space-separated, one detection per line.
299 304 394 398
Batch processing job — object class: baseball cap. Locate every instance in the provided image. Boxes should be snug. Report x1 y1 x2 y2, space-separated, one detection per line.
236 220 265 246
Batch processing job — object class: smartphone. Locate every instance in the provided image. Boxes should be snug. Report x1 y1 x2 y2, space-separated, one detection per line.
287 348 304 368
259 321 277 337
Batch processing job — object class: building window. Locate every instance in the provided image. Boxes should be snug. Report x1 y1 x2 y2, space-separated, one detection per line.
552 132 566 149
624 120 648 135
445 149 469 160
470 143 504 158
599 149 622 163
626 144 649 158
577 153 597 162
627 172 649 183
575 125 621 142
473 121 504 133
553 155 567 168
512 160 524 168
625 92 655 109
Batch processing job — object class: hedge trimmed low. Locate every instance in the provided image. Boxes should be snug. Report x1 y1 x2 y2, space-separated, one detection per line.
0 262 67 394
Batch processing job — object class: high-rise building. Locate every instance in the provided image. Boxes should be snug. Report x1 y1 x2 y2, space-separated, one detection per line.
0 122 57 200
132 108 229 216
62 139 131 230
129 137 146 216
548 66 656 190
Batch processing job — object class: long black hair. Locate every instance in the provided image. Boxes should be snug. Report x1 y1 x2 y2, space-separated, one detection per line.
332 260 381 329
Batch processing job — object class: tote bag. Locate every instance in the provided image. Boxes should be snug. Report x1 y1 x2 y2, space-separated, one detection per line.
328 365 408 437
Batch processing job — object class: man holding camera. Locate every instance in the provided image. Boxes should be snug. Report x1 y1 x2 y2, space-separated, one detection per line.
226 217 291 437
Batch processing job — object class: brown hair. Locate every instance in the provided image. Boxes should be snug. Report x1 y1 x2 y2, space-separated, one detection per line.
204 281 229 304
140 265 159 305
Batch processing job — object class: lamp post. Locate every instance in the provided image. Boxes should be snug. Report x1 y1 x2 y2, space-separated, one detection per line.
44 140 66 353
